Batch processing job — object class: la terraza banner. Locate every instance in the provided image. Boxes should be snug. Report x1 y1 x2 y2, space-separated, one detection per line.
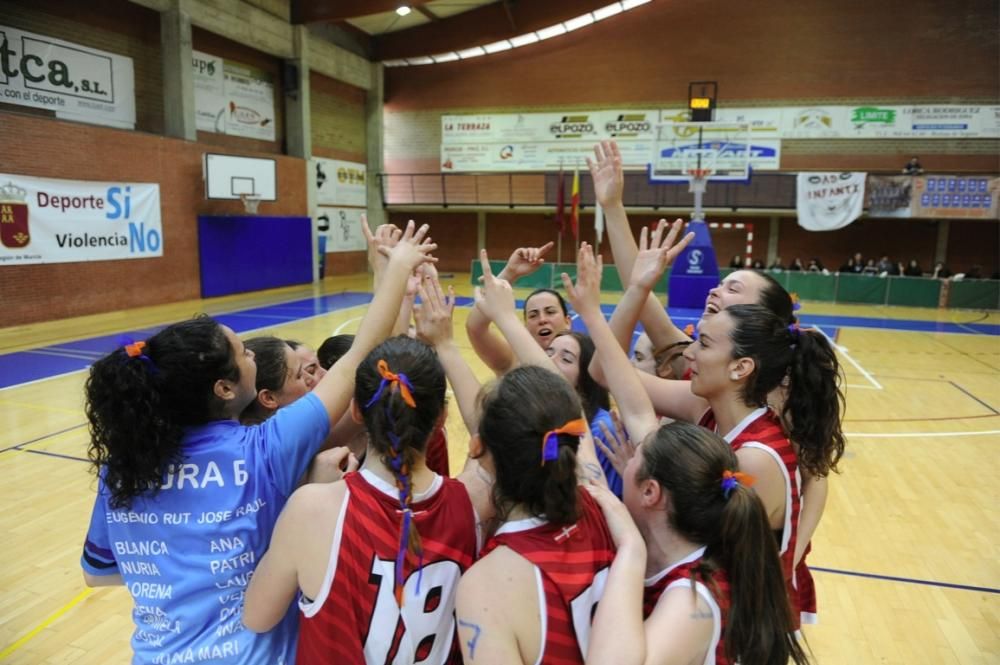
0 174 162 265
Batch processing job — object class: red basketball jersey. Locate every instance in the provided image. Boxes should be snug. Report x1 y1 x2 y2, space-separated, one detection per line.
424 426 450 478
480 489 616 665
698 407 803 628
297 470 477 665
643 547 732 665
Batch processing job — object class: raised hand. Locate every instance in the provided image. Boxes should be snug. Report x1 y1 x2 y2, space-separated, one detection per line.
587 140 624 208
503 241 555 281
561 242 603 317
382 220 438 272
415 274 456 348
628 218 695 290
595 410 638 478
362 215 403 276
583 483 644 550
474 249 517 323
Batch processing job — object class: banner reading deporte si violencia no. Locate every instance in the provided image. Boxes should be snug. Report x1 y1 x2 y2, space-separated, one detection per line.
0 174 162 265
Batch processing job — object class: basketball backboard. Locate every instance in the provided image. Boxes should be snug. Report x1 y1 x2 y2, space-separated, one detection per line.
649 122 752 183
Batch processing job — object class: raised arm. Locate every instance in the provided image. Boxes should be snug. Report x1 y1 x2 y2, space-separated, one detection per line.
415 271 480 436
465 242 554 375
475 249 609 490
589 140 694 350
562 240 660 443
312 220 437 427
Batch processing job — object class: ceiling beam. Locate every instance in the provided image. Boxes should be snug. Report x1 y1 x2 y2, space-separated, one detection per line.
374 0 610 60
293 0 434 24
414 4 438 21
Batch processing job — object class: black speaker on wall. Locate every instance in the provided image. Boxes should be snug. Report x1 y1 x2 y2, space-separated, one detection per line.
283 62 299 99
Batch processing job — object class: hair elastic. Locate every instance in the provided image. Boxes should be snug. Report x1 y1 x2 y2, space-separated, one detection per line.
721 469 756 499
541 418 588 465
365 359 416 410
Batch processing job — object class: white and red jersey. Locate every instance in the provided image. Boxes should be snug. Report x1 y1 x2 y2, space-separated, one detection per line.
297 469 478 665
480 489 617 665
699 407 809 628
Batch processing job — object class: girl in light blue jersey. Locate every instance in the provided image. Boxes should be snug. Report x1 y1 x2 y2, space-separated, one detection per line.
80 222 435 665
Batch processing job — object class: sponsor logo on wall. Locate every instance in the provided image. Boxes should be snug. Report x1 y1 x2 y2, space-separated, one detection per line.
192 50 275 141
0 174 162 265
0 25 136 129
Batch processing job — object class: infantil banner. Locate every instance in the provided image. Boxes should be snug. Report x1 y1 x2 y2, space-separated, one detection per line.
796 172 866 231
314 158 366 207
0 25 136 129
192 50 276 141
315 206 366 252
0 174 162 265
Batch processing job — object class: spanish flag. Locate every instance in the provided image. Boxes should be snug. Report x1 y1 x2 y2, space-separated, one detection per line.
570 167 580 239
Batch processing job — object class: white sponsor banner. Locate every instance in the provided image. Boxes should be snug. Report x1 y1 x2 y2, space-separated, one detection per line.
0 25 136 129
441 141 655 172
315 206 365 252
780 105 1000 139
796 172 866 231
442 110 658 144
192 50 275 141
0 174 162 265
314 158 367 207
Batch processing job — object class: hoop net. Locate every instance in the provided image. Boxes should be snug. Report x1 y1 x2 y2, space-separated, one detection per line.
240 193 262 215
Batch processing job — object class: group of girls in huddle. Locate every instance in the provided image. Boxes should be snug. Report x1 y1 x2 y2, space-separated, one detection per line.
80 142 843 665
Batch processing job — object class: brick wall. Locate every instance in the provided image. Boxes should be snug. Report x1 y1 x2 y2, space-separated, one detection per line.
0 113 307 326
1 0 164 133
310 71 368 274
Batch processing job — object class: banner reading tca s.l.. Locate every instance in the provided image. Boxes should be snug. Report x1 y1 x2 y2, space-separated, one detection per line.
0 174 162 265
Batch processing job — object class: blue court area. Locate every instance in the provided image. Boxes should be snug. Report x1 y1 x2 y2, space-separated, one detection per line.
1 292 997 390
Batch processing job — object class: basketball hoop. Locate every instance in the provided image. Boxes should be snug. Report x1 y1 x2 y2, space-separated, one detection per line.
686 168 713 197
240 193 262 215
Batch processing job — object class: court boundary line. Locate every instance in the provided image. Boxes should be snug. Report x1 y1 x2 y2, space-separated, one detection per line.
16 448 89 463
813 325 883 390
844 429 1000 439
0 423 87 453
0 588 95 660
948 380 999 414
811 566 999 595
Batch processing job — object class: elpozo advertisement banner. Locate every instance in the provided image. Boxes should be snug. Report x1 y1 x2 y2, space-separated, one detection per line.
314 158 366 207
192 50 275 141
796 172 866 231
0 174 162 265
0 25 136 129
441 110 658 171
315 206 366 252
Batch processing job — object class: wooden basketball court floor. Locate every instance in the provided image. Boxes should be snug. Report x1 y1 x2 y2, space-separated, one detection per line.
0 272 997 664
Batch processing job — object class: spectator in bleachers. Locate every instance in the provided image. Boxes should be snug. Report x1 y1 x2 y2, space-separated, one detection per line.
903 156 924 175
807 258 824 273
838 257 855 273
903 259 924 277
769 256 784 271
966 265 983 279
729 254 744 269
877 254 896 275
788 257 804 271
931 262 952 279
852 252 864 271
862 259 879 275
752 259 765 269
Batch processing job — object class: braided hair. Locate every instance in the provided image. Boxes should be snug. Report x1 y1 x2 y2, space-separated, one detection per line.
355 336 446 605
